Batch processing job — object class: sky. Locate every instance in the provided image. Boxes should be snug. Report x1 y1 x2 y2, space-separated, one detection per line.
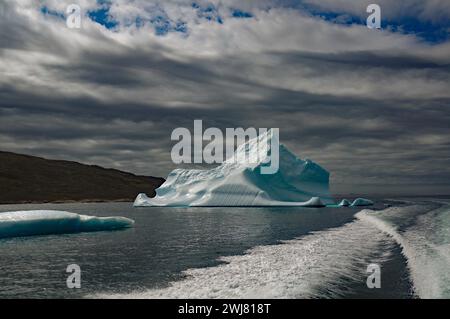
0 0 449 196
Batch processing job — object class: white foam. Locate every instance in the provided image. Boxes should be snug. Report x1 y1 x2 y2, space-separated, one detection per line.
356 204 450 299
95 218 392 299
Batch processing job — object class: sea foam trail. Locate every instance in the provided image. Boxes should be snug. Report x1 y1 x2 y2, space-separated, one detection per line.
96 218 394 299
357 204 450 299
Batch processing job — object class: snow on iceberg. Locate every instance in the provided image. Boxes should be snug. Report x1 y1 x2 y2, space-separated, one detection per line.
0 210 134 239
351 198 374 207
135 129 334 207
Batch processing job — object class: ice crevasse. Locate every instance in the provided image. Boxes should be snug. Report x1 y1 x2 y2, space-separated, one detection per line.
135 129 341 207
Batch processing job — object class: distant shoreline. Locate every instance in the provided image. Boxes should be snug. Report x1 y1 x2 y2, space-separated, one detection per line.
2 194 450 206
0 198 135 206
0 150 165 207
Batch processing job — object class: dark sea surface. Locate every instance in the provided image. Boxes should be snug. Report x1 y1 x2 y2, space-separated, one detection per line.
1 200 445 299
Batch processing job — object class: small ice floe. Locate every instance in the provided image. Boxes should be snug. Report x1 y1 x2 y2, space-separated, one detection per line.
350 198 374 207
0 210 134 239
300 197 326 208
338 199 352 207
333 198 374 208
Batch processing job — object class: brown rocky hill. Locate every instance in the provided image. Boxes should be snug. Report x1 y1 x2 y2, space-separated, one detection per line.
0 151 165 204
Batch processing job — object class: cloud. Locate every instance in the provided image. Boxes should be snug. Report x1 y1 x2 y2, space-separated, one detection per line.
0 0 449 195
302 0 450 24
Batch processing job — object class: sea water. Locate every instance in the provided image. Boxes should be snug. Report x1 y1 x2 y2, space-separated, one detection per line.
0 199 448 299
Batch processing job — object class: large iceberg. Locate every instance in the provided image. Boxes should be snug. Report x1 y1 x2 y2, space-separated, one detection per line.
135 129 335 207
0 210 134 239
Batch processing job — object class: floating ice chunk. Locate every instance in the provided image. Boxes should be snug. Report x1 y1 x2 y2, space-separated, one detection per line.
0 210 134 239
351 198 374 207
135 129 335 207
338 199 352 207
134 193 154 207
299 197 326 208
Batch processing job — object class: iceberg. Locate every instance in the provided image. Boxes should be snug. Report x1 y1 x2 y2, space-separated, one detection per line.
338 199 351 207
0 210 134 239
135 129 335 207
328 198 374 208
351 198 374 207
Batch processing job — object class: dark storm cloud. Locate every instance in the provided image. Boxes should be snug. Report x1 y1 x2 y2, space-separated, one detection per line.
1 0 450 195
278 50 450 70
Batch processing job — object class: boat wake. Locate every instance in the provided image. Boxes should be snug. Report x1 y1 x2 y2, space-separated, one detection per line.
95 201 449 299
357 202 450 299
96 215 395 298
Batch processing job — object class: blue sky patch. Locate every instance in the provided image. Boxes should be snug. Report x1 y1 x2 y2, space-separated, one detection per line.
41 2 449 43
295 0 449 44
40 6 65 20
132 10 188 36
385 17 449 44
88 6 118 29
299 4 449 44
150 15 171 35
192 2 223 24
231 9 253 19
